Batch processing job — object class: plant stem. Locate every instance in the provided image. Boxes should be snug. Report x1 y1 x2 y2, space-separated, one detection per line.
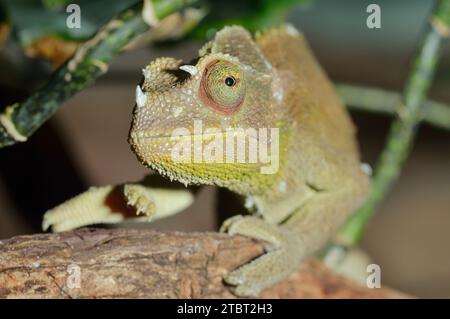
337 84 450 132
339 0 450 245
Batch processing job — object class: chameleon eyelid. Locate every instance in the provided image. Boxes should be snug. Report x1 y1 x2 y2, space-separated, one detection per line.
198 60 245 115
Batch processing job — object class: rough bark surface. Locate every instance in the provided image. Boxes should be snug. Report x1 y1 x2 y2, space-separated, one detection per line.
0 228 404 298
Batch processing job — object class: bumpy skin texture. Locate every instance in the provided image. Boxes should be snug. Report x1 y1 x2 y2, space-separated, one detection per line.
44 25 370 297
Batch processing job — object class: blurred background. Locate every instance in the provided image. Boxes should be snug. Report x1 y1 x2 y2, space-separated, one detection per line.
0 0 449 297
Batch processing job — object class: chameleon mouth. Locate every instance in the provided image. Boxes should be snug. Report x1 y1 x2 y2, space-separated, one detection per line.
129 130 261 143
129 129 263 165
130 132 210 140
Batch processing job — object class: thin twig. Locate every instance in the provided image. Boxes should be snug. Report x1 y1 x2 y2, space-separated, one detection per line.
337 83 450 132
0 3 147 147
0 1 200 148
339 0 450 245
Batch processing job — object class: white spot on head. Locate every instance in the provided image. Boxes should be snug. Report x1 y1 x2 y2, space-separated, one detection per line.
136 85 147 108
272 74 284 105
360 163 372 176
273 89 283 105
264 60 273 71
278 181 287 193
179 65 198 76
220 117 231 129
172 106 183 117
244 197 255 210
142 68 151 79
286 23 301 37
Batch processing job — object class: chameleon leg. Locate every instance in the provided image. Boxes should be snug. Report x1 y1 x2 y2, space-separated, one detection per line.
283 189 368 254
43 177 195 232
220 215 303 296
221 186 367 297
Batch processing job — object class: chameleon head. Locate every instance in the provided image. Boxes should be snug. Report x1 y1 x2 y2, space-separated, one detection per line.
129 26 283 191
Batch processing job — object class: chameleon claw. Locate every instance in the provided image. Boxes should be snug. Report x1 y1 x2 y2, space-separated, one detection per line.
219 215 244 233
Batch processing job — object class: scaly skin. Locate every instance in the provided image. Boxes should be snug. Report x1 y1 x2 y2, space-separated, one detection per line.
44 25 370 296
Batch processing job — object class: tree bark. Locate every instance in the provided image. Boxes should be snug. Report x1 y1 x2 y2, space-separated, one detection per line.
0 228 405 298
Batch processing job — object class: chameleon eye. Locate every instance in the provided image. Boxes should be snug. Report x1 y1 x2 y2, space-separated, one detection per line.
199 60 245 114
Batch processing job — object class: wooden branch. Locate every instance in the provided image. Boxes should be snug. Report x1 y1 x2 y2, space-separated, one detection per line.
0 228 405 298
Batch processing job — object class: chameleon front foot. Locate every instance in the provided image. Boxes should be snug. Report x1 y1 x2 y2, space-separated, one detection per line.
43 182 194 232
220 215 302 297
123 184 156 218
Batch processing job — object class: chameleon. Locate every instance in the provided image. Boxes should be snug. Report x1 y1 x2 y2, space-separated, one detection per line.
43 24 371 296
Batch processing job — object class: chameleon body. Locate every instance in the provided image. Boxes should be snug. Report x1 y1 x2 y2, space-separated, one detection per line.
43 25 370 296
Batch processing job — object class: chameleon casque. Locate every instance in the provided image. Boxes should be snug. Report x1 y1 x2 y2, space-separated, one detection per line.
43 25 371 296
